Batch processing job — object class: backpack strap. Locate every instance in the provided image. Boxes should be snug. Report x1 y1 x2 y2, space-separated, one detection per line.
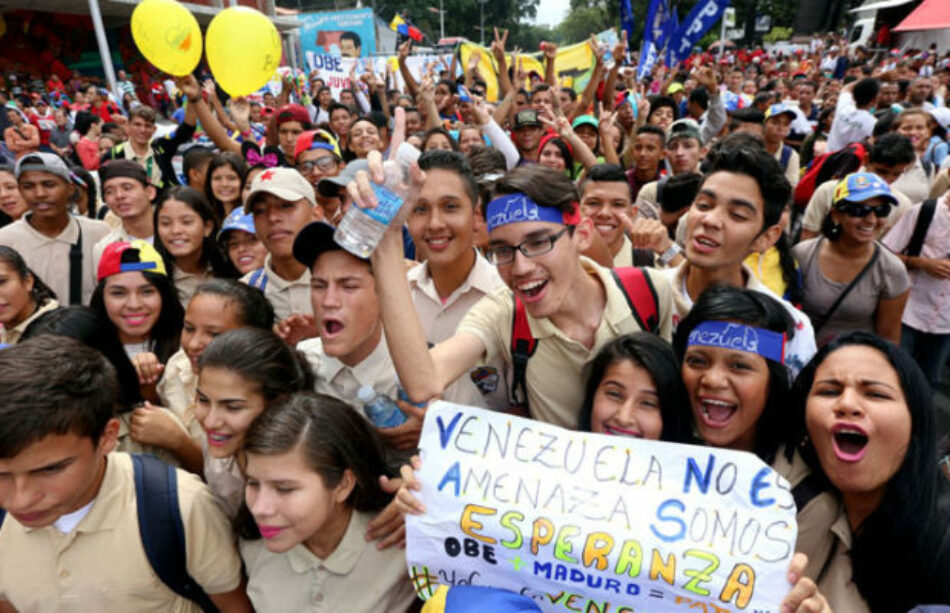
247 267 269 292
779 144 793 171
132 454 217 612
792 472 829 512
68 221 83 306
509 293 538 408
611 267 660 333
904 199 938 258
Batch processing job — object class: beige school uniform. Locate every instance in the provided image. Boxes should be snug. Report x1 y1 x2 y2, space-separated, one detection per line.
240 255 312 321
801 178 911 236
773 144 801 188
807 505 871 613
633 180 661 220
173 264 213 311
297 336 484 411
0 298 58 344
92 227 154 271
156 348 203 443
0 453 242 613
892 156 934 205
240 510 415 613
203 449 245 519
456 257 673 429
0 214 110 305
611 234 635 268
408 253 509 411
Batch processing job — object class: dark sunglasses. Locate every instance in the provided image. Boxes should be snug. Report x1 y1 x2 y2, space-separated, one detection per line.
835 201 892 219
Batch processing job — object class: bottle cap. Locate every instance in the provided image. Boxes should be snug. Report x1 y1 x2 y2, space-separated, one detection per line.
357 385 376 403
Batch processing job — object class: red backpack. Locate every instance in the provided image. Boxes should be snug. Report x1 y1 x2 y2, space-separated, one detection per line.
509 266 659 408
793 141 867 209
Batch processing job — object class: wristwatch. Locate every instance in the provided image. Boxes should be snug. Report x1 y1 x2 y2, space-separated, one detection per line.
657 242 682 267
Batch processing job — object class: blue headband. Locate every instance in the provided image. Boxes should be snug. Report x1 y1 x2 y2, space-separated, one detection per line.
485 193 580 232
687 321 786 364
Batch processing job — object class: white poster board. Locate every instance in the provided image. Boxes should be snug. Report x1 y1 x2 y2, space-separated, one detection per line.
406 402 798 613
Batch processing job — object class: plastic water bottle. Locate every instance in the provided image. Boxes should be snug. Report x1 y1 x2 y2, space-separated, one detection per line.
334 142 421 258
357 385 407 428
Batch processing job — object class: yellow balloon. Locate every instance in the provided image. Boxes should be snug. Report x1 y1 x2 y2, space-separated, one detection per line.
206 7 283 98
131 0 202 76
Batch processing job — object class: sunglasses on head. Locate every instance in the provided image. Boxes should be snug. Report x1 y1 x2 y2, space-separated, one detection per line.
835 201 892 218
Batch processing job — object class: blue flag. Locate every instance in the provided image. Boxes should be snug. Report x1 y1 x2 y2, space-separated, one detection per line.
664 11 680 65
619 0 635 50
668 0 731 66
637 0 668 81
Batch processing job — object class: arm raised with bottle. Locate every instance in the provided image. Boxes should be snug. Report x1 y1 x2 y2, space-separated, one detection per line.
348 151 488 405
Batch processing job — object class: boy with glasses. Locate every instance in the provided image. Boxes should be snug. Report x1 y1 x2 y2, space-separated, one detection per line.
355 159 673 428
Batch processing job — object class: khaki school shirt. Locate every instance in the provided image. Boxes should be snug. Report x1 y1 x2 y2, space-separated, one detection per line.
773 144 801 188
0 214 110 305
173 264 213 311
456 257 673 429
813 506 870 613
0 453 242 612
633 180 660 220
408 253 509 410
297 336 485 411
0 298 58 344
156 348 203 443
240 510 415 613
240 255 312 321
801 178 911 236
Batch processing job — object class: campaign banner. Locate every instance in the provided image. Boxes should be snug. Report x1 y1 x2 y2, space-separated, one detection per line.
668 0 731 66
300 8 376 60
304 56 391 100
458 37 601 103
406 402 798 613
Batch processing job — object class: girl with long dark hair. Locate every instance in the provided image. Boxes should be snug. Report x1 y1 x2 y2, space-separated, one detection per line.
154 185 237 308
792 332 950 611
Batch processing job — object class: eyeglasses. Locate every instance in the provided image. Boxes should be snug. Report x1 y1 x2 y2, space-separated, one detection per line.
296 157 338 173
485 227 571 266
835 201 892 219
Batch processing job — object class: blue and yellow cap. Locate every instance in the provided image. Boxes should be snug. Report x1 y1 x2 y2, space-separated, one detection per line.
833 172 897 206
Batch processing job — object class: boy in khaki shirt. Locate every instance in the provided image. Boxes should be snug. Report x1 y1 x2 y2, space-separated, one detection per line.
352 158 673 429
0 337 251 613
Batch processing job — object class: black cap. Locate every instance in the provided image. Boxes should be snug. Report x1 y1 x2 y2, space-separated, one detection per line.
292 221 367 268
512 109 542 129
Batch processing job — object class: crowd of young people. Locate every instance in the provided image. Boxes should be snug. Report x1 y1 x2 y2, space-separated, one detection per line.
0 27 949 613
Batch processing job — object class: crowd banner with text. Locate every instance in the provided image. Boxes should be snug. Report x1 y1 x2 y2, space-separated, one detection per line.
668 0 731 66
406 402 798 613
300 8 376 61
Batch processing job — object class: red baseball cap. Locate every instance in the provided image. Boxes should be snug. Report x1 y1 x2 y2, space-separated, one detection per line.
97 240 167 282
275 104 310 127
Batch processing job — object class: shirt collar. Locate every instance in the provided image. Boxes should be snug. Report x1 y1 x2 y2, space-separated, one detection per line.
408 251 501 306
22 213 79 244
527 257 630 342
263 254 310 288
285 510 369 575
319 334 391 388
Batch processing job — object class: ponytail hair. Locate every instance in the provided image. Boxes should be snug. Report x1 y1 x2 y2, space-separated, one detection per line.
198 327 313 400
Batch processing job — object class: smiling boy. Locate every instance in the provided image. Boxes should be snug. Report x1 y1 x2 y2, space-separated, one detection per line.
0 152 110 304
242 168 322 320
664 141 816 375
358 161 673 428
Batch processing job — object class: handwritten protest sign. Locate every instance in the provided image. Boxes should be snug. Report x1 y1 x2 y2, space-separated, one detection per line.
407 402 797 613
